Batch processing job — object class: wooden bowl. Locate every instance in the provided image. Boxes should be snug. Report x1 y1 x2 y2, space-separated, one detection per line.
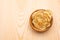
29 9 53 32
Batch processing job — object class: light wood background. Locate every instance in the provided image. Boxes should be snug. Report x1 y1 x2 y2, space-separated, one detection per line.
0 0 60 40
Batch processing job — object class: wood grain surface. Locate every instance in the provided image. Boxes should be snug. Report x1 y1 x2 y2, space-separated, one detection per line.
0 0 60 40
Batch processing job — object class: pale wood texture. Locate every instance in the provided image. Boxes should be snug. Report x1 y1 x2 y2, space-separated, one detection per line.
0 0 60 40
16 0 60 40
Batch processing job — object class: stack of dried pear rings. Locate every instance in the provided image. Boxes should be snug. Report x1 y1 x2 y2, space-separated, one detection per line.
29 9 53 32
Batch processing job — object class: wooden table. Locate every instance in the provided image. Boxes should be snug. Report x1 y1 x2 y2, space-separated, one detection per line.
0 0 60 40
